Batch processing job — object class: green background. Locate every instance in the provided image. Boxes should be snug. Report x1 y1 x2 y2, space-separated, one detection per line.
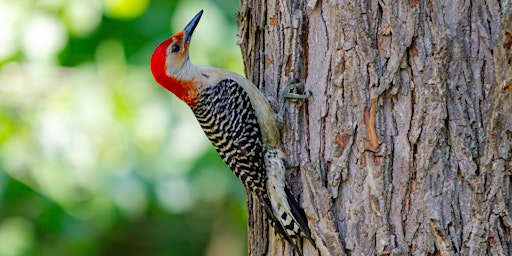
0 0 247 255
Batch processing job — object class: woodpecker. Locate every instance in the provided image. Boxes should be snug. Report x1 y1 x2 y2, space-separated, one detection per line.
150 10 313 255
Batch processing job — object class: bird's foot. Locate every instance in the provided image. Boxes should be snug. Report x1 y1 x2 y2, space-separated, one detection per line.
277 78 312 126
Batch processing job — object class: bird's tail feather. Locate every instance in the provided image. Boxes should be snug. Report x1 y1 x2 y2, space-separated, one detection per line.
284 187 314 244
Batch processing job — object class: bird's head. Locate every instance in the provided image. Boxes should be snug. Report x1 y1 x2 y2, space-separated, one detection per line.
150 10 203 105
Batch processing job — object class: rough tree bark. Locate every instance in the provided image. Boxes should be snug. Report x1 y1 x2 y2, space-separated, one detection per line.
236 1 512 255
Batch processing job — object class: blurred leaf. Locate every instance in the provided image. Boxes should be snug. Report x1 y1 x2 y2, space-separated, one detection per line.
0 0 246 255
103 0 149 20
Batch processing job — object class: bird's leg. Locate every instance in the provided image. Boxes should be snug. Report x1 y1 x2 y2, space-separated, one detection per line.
277 78 312 126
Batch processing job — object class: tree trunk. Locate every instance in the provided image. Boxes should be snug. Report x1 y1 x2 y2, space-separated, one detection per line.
236 1 512 255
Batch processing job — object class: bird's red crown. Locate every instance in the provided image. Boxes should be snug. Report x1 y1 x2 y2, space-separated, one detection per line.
150 11 203 106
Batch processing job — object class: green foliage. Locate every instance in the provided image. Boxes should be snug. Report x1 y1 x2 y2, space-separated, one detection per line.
0 0 247 255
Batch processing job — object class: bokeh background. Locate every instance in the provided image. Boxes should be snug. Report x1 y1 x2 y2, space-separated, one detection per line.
0 0 247 255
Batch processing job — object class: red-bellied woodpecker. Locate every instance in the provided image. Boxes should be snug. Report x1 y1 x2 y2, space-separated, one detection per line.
150 10 313 255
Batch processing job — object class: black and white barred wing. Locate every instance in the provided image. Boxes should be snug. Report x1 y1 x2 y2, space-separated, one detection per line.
192 79 267 196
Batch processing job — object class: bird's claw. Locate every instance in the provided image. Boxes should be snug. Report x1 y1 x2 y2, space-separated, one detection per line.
278 78 312 126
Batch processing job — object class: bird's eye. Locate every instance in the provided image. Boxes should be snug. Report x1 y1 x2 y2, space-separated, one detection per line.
171 44 181 53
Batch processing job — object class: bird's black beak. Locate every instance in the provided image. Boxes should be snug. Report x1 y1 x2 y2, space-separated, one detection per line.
184 10 203 43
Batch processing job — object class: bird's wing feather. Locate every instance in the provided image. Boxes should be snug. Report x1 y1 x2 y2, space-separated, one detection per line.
191 79 267 196
198 66 281 147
